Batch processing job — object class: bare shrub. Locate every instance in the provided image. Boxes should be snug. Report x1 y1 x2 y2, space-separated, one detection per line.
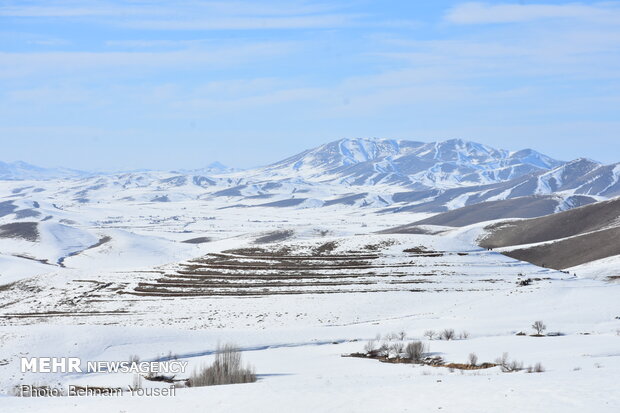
526 363 545 373
189 343 256 387
532 321 546 336
390 342 404 356
128 354 140 364
495 353 523 372
398 331 407 341
495 353 509 370
378 343 389 357
405 341 427 362
508 360 523 372
424 330 436 340
459 330 470 339
468 353 478 367
364 339 377 354
441 329 455 341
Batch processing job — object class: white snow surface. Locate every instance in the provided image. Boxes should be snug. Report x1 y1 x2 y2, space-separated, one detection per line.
0 170 618 412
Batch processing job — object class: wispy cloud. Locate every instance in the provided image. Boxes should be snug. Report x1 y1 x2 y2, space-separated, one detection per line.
0 0 361 30
0 1 164 17
124 14 359 31
446 2 620 25
0 41 294 78
0 1 343 18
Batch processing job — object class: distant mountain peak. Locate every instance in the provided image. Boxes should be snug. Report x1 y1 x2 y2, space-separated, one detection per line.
186 162 239 175
205 161 230 171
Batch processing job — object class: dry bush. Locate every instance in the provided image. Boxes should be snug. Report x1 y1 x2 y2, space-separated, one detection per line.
405 341 427 362
527 363 545 373
424 330 436 340
459 331 470 339
441 329 455 341
189 343 256 387
398 331 407 341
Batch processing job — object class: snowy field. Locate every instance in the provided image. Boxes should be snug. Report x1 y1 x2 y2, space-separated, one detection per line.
0 180 618 412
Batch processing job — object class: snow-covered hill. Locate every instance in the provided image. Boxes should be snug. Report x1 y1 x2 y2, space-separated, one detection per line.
0 161 91 180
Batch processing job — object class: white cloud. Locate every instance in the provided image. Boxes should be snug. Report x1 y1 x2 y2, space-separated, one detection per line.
446 2 620 24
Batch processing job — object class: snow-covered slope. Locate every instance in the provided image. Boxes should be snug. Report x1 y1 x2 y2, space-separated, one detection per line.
477 197 620 276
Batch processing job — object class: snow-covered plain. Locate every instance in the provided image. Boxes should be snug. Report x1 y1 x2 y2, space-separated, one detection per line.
0 173 618 412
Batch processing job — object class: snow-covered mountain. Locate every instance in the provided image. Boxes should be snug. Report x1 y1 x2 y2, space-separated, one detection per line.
1 138 619 218
251 138 563 188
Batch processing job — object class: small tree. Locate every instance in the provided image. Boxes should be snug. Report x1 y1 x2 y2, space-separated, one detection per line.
532 321 546 336
424 330 436 340
468 353 478 367
398 331 407 341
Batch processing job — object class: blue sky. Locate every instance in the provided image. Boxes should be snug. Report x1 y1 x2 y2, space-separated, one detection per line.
1 0 620 170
